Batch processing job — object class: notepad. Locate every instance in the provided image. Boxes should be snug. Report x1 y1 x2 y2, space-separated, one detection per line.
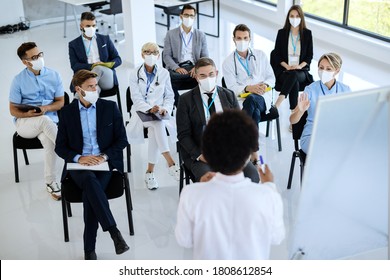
91 61 115 69
238 86 272 98
67 162 109 171
136 111 170 122
13 103 41 113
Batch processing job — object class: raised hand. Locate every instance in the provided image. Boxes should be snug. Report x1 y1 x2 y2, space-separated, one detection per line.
298 92 310 112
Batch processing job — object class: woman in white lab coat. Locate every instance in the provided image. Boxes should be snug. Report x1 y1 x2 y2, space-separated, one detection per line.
127 42 179 190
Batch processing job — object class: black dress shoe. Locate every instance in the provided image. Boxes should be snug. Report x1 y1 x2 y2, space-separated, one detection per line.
111 231 129 255
84 250 97 260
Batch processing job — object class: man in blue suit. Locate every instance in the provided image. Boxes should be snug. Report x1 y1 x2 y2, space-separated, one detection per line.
68 12 121 92
55 70 128 260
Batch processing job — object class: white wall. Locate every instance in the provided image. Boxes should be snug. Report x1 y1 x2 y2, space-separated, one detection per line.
0 0 24 26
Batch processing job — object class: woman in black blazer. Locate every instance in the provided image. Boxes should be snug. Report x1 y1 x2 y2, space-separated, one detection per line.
272 5 314 110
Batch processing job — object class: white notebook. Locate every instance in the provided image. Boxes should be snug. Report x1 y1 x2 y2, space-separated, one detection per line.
66 162 109 171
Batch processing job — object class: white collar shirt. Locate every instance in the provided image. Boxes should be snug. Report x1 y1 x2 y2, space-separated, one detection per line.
175 172 285 259
180 25 194 63
199 85 223 122
82 36 100 64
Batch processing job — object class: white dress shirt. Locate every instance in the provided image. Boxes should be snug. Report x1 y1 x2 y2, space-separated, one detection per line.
180 26 194 63
82 36 100 64
175 172 285 259
199 86 223 122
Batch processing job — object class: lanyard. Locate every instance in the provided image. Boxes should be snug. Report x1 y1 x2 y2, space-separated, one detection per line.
180 32 193 48
290 31 300 55
84 39 93 57
235 51 251 77
145 72 154 93
201 89 217 120
320 81 338 96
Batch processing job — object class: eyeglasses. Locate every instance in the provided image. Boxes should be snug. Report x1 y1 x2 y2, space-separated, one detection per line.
143 50 159 55
25 52 44 61
182 14 195 19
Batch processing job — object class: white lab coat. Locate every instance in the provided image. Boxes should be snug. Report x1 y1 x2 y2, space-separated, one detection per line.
222 48 276 112
126 64 176 144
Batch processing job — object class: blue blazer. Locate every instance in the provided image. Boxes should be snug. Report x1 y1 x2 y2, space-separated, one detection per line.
55 99 128 182
68 34 122 91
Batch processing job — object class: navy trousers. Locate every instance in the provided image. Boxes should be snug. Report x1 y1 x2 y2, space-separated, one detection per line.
68 170 115 252
242 93 267 124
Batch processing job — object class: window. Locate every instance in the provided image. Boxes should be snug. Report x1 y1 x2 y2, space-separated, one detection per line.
254 0 277 6
302 0 390 42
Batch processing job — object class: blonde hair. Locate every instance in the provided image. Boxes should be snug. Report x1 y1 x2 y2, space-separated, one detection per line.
318 53 343 71
141 42 159 53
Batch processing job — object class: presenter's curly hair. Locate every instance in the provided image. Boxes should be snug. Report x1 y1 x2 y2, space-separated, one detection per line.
202 110 259 174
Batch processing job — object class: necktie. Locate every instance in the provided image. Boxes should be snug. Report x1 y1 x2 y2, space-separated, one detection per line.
205 92 216 116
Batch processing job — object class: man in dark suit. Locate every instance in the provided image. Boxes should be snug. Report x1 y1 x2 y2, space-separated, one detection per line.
177 58 259 183
55 70 128 260
68 12 122 92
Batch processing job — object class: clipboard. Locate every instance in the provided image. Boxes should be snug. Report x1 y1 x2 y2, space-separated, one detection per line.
12 103 41 113
136 111 170 122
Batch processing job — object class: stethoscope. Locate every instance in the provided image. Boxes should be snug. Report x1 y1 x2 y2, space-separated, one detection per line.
233 49 256 76
137 64 160 87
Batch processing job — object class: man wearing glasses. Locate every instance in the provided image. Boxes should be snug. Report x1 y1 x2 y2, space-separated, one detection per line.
163 4 209 107
9 42 65 200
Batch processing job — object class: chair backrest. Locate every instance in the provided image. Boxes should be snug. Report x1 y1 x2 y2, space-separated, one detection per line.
221 76 227 88
110 0 123 14
126 86 133 115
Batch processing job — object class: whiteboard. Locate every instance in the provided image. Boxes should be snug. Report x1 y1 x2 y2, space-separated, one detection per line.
289 86 389 259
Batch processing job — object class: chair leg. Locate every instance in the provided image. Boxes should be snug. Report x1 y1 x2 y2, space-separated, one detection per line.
299 158 305 187
126 144 131 172
62 193 70 242
13 146 19 183
276 118 282 152
22 149 29 165
116 90 123 115
179 164 184 195
124 173 134 236
67 202 72 217
265 120 270 137
287 153 297 190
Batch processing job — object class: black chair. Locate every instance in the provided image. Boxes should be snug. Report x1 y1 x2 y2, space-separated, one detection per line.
221 77 282 151
99 0 123 43
287 111 308 190
61 171 134 242
100 84 123 114
13 92 70 183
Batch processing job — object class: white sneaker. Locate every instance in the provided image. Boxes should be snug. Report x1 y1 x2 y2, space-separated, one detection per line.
145 172 159 190
46 181 61 201
168 164 180 181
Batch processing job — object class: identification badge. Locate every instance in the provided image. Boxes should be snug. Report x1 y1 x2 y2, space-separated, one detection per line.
289 54 299 66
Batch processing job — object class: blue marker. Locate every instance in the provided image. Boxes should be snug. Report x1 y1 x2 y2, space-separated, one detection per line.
259 155 265 172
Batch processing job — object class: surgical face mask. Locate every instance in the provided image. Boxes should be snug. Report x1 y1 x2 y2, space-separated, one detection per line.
81 89 99 104
318 70 335 84
289 17 301 28
235 40 250 52
83 26 96 38
198 76 217 93
182 17 194 28
144 54 158 67
30 57 44 71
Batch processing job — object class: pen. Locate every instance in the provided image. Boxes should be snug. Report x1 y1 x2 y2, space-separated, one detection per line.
259 155 265 172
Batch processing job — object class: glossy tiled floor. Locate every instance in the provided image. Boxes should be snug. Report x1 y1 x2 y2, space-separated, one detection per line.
0 4 387 260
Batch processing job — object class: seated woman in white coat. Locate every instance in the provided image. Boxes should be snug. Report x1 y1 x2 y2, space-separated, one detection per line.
127 42 180 190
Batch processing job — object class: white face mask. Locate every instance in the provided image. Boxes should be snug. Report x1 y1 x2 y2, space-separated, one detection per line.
182 17 194 28
81 89 99 104
30 57 44 71
198 76 217 93
235 40 250 52
289 17 301 28
144 54 158 67
83 26 96 38
318 70 335 84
